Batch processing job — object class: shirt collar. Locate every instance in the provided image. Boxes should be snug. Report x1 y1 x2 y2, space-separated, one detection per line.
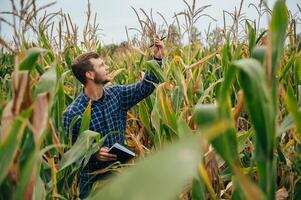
81 87 110 102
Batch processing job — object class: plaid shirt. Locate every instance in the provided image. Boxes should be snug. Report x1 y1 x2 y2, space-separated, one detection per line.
62 58 161 172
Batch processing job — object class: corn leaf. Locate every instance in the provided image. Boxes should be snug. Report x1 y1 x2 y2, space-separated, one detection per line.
19 48 46 71
87 135 201 200
246 20 256 53
79 100 92 134
34 66 57 98
0 109 31 185
59 130 102 170
145 60 165 83
285 86 301 142
234 58 276 199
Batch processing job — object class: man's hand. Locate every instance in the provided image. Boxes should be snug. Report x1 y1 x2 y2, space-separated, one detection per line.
96 147 117 162
152 34 164 59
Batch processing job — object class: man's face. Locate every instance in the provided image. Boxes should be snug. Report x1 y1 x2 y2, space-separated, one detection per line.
88 58 111 85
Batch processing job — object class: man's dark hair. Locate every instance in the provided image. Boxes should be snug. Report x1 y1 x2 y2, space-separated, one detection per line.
71 52 100 85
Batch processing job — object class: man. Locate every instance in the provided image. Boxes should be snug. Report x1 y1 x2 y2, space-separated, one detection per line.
62 35 164 198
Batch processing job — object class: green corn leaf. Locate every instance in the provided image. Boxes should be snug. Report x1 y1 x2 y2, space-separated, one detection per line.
194 62 240 168
172 86 183 112
0 109 31 185
294 54 301 85
232 166 265 200
277 114 294 137
216 63 240 166
270 0 288 112
197 78 223 104
193 104 218 126
298 41 301 52
79 100 92 134
177 117 193 139
12 149 40 200
271 0 288 73
255 30 267 45
59 130 102 170
293 178 301 200
138 102 151 130
191 175 206 200
246 20 256 53
193 103 239 166
87 135 201 200
145 60 165 83
32 176 46 200
67 115 81 145
151 89 163 145
172 64 189 105
34 65 57 98
157 88 178 134
252 46 266 65
222 43 231 71
238 130 254 152
234 58 276 199
276 139 286 164
234 59 275 159
285 86 301 143
38 27 51 50
279 55 296 82
34 63 45 75
138 102 153 140
64 49 73 69
19 47 46 71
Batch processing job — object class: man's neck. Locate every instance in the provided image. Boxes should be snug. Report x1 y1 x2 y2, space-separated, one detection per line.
84 82 104 101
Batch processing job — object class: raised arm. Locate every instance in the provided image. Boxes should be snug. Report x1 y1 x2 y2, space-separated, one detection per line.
117 58 162 111
118 35 164 111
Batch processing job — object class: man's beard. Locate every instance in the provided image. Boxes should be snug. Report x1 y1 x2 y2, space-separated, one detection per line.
94 75 110 85
94 79 110 85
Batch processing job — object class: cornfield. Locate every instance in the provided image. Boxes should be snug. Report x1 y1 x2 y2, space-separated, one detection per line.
0 0 301 199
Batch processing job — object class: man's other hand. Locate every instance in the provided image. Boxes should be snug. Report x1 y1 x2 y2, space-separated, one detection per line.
96 147 117 162
152 34 164 59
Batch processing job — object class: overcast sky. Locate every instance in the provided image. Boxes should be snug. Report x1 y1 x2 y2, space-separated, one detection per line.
0 0 300 44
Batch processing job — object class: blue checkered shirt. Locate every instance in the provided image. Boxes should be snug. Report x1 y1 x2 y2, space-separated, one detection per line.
62 58 161 172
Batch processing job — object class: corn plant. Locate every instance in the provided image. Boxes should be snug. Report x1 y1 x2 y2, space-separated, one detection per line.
1 0 301 199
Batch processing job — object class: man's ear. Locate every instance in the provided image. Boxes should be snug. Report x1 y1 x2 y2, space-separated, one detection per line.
85 71 94 81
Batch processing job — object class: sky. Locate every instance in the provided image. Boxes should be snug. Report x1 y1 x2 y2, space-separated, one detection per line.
0 0 300 45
